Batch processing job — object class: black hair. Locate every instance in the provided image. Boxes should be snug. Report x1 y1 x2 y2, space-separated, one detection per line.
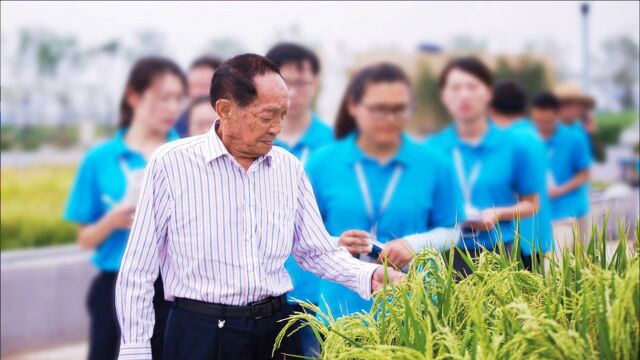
190 56 223 71
334 63 411 139
491 80 528 115
118 57 186 129
265 43 320 75
209 53 282 108
531 91 560 111
439 56 493 90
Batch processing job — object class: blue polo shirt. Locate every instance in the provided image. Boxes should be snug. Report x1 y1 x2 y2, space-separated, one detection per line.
544 123 592 220
307 132 462 317
426 122 539 250
64 128 179 272
274 113 334 305
500 118 554 255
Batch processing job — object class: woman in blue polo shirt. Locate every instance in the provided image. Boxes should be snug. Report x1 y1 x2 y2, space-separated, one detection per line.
306 63 462 318
64 57 186 360
425 57 540 277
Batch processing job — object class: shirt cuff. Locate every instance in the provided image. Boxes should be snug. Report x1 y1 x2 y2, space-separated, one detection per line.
118 342 152 360
329 236 340 247
357 262 381 300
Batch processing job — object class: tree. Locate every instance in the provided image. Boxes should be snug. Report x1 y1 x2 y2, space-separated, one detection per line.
600 36 639 110
494 56 551 101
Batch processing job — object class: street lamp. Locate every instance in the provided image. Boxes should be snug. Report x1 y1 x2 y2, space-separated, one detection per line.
581 2 590 92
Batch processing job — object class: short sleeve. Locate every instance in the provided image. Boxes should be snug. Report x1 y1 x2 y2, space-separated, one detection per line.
63 151 103 224
572 132 592 172
511 135 543 196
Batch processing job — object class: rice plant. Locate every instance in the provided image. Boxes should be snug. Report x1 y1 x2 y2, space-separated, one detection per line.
275 219 640 359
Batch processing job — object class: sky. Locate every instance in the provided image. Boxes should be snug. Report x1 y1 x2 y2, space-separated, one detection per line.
2 1 638 68
1 1 638 121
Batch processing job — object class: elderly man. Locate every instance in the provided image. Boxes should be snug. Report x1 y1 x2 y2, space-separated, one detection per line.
115 54 403 360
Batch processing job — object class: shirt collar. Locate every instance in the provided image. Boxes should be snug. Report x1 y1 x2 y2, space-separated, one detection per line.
204 121 274 166
344 132 415 166
447 119 501 149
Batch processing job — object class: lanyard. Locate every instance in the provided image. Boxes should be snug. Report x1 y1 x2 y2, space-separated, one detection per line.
354 161 403 237
452 147 481 206
299 146 310 166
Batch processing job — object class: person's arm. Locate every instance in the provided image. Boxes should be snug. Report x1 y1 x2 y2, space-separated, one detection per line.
550 133 592 199
404 227 461 252
549 170 589 199
115 155 172 360
76 204 135 250
290 167 400 300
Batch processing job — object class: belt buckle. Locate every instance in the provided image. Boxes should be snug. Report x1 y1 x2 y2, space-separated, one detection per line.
251 302 270 320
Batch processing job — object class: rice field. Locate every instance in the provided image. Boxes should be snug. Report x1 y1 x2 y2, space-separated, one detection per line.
277 221 640 359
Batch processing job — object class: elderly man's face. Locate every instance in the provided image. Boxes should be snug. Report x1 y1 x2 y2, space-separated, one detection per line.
221 73 289 158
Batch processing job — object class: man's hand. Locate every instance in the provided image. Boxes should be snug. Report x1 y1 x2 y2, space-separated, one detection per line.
463 209 498 231
371 266 404 293
338 230 372 255
377 239 414 269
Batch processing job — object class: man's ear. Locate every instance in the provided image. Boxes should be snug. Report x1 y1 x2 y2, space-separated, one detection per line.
215 99 233 122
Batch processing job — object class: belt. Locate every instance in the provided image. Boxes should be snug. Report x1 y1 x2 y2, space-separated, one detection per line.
175 295 286 320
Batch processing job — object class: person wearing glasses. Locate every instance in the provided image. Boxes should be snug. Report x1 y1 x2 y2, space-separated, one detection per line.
306 63 462 319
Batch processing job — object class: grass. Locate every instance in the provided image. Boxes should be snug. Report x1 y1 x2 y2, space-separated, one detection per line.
1 165 77 250
276 220 640 359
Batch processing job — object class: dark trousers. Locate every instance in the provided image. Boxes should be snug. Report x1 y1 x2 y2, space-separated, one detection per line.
87 272 170 360
444 242 514 280
290 304 321 357
164 299 302 359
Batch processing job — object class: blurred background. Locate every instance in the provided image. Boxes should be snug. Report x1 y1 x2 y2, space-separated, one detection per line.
1 1 638 359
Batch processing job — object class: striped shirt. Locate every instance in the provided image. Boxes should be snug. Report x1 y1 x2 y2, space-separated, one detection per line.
115 127 380 359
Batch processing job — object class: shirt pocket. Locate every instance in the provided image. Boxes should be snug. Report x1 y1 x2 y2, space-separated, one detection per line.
255 188 296 262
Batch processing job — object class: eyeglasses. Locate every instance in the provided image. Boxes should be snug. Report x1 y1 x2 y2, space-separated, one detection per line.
361 103 411 120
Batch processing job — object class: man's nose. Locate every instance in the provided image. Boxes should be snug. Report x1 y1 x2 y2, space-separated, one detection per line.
268 118 283 135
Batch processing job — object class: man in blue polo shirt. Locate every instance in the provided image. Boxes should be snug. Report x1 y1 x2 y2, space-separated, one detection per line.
489 80 553 270
554 83 597 243
265 42 333 356
530 91 591 255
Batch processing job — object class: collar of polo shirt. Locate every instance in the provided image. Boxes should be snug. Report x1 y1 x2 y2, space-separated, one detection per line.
343 131 415 167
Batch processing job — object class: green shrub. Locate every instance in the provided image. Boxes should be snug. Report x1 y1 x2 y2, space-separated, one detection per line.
596 111 638 145
0 125 79 151
278 221 640 359
1 165 77 250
